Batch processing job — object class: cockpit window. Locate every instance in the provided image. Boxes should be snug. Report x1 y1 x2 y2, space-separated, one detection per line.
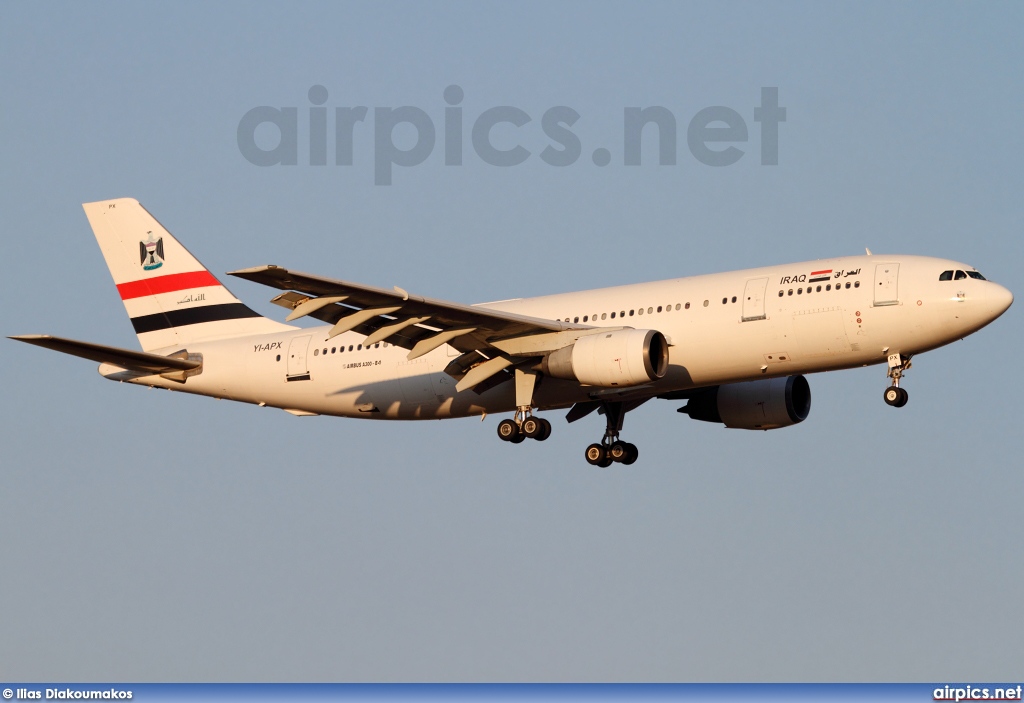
940 269 986 281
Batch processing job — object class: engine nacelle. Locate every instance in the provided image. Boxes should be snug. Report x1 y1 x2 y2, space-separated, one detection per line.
680 375 811 430
542 329 669 388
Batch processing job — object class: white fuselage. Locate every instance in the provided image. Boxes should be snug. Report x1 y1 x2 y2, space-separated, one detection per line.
106 255 1012 420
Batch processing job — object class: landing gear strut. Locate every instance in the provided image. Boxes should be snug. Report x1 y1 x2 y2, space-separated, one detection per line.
884 352 911 408
584 401 639 467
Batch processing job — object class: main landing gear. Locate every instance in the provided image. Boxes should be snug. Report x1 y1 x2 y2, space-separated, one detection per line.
497 410 552 444
494 370 640 466
585 401 639 467
496 368 552 444
883 352 911 408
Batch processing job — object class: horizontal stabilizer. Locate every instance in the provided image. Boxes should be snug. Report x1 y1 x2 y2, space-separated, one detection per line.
9 334 201 376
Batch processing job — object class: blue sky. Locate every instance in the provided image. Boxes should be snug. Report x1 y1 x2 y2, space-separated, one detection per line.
1 0 1022 681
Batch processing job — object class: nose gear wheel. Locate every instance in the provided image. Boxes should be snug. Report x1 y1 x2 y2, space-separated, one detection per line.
884 353 912 408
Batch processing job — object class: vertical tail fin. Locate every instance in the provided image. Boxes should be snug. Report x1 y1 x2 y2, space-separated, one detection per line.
83 198 292 351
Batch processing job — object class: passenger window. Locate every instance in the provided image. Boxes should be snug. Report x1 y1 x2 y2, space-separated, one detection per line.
657 306 663 313
573 316 579 323
629 310 634 316
854 281 860 288
683 303 689 309
358 344 362 350
939 270 953 281
611 312 616 319
816 285 821 292
954 270 967 280
845 282 851 289
313 348 319 356
375 343 380 348
797 288 802 295
348 345 353 351
731 296 737 303
967 271 986 280
620 311 625 317
722 297 727 304
601 313 607 320
647 307 653 314
582 315 588 322
703 300 709 307
778 290 784 297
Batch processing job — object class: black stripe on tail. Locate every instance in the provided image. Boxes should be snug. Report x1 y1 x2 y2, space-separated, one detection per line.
130 303 262 334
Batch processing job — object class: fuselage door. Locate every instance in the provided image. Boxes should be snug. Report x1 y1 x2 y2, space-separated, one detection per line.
286 334 312 380
873 263 900 306
741 277 769 321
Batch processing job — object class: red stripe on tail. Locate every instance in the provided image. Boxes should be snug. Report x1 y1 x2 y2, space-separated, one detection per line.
117 271 221 300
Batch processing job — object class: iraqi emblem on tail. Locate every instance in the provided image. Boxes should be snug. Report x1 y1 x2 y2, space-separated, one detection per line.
140 232 164 271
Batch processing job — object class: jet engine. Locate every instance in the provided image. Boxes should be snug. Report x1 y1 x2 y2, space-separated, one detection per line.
542 329 670 388
679 375 811 430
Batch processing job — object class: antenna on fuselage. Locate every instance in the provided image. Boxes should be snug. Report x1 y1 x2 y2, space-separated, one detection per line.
865 247 873 255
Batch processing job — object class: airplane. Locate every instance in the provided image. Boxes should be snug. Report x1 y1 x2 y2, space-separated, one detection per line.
10 198 1014 466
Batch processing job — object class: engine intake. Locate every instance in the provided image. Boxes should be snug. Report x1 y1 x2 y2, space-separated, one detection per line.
680 375 811 430
542 329 669 388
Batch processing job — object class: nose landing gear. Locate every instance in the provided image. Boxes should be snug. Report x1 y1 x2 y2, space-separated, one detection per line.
884 352 911 408
883 386 909 407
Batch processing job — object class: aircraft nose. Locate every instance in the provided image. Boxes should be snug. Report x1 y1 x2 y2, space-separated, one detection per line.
987 283 1013 321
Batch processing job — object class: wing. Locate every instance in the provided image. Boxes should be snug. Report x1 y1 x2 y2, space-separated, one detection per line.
228 265 598 390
